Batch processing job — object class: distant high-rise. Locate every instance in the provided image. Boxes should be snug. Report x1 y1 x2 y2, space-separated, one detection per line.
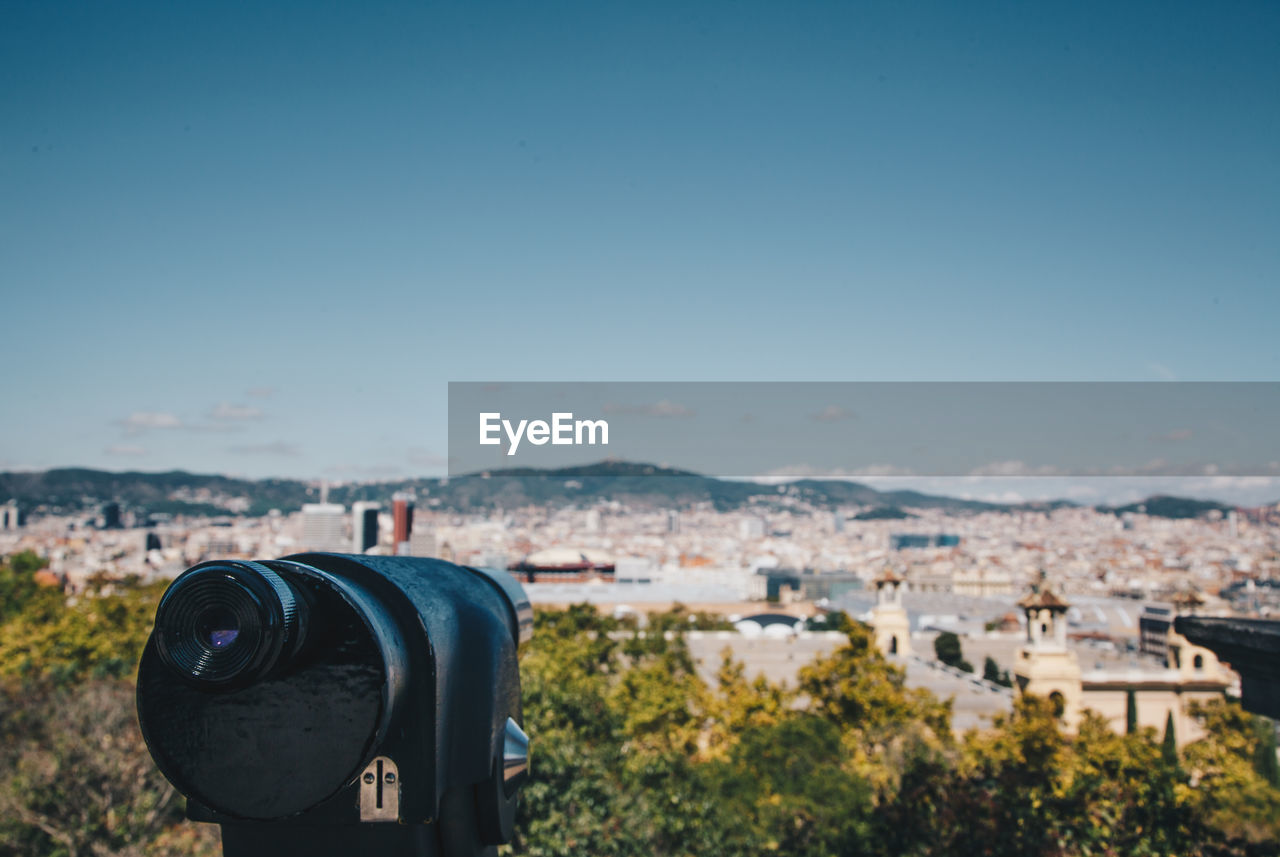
301 503 347 552
352 501 380 553
666 510 680 534
1 501 19 531
101 502 122 530
392 492 415 555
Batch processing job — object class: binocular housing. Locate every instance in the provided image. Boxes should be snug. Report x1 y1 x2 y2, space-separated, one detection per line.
136 553 532 857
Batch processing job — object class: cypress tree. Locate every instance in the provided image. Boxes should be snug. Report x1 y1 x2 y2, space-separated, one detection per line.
1253 716 1280 787
1126 688 1138 735
1161 710 1178 766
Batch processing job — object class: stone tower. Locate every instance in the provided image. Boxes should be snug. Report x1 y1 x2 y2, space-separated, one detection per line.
870 568 912 657
1014 585 1082 728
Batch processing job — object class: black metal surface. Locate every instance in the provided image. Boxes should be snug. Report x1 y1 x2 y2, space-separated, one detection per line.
138 567 390 819
137 553 527 857
219 823 444 857
1175 616 1280 719
282 554 523 823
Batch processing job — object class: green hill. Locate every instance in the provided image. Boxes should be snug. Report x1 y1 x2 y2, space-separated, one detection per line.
0 461 1014 518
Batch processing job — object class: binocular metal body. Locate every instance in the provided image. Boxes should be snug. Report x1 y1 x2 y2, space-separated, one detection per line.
136 553 532 857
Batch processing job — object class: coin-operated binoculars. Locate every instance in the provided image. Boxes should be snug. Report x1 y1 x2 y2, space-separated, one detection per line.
136 554 532 857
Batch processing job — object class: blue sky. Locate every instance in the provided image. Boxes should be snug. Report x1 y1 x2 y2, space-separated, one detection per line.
2 1 1277 501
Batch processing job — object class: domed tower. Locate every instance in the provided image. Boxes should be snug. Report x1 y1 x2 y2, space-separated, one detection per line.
870 568 912 657
1014 584 1082 727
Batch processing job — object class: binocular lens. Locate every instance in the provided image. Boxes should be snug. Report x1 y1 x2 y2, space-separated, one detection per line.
155 562 304 689
197 606 240 649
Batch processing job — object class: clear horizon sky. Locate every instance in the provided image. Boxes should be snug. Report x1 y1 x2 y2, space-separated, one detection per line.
2 2 1277 503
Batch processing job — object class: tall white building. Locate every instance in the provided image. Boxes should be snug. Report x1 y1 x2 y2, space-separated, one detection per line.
301 503 347 552
1 502 19 531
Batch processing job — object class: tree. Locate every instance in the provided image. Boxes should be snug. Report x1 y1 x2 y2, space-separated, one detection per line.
805 610 855 633
983 655 1012 687
0 551 58 624
1253 715 1280 788
1182 699 1280 847
0 576 165 685
1162 710 1179 767
5 590 1280 857
703 652 791 758
1126 688 1138 735
0 679 221 857
714 715 874 857
800 622 951 740
943 695 1069 856
934 631 972 672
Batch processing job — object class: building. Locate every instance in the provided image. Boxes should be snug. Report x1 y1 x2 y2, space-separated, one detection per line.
1015 583 1229 745
749 569 803 603
392 492 415 556
952 566 1016 598
1014 587 1084 728
869 569 912 657
100 502 122 530
796 569 864 601
301 503 347 552
891 533 960 550
1176 615 1280 719
509 548 615 583
351 502 380 553
1 501 19 531
408 524 437 558
1139 603 1175 659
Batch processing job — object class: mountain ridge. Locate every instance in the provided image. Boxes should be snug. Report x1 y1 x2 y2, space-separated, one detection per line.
0 462 1248 520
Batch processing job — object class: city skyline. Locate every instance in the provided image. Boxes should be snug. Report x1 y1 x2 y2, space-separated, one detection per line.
3 2 1277 483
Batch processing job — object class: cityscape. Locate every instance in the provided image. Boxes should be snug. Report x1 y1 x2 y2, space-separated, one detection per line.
4 0 1278 853
5 464 1278 743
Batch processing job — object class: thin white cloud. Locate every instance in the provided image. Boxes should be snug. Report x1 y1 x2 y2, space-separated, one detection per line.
121 411 183 433
104 444 147 457
210 402 264 421
246 387 277 399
